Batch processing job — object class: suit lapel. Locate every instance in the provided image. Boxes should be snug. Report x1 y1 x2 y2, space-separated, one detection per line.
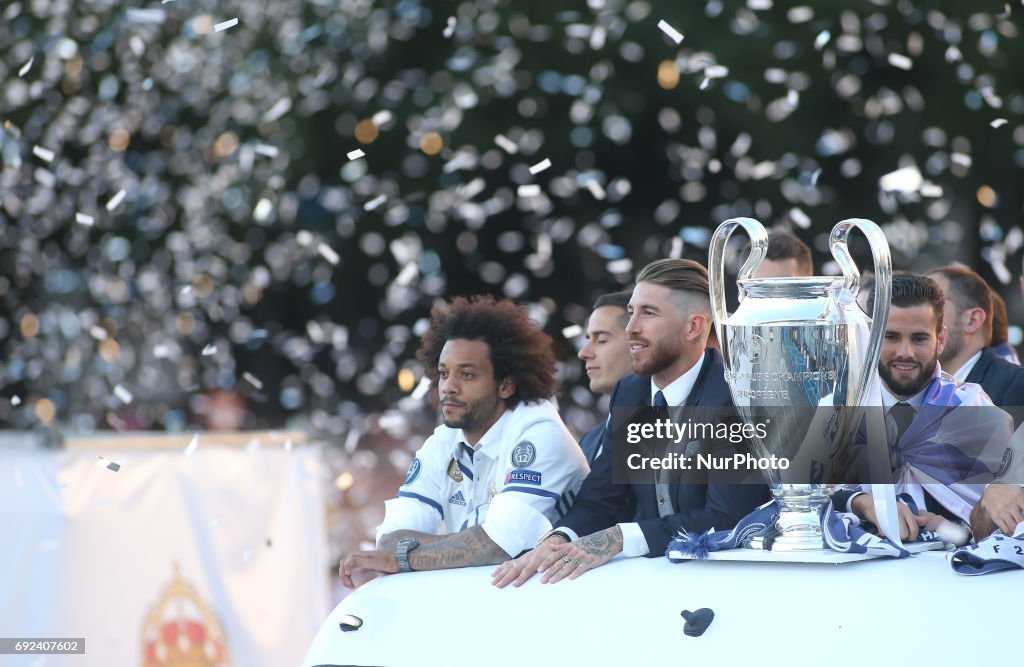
683 349 713 407
965 348 993 384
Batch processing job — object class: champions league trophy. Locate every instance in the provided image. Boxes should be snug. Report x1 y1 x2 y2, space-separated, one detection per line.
708 218 892 551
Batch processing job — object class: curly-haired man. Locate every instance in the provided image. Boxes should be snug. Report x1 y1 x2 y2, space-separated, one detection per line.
339 296 589 588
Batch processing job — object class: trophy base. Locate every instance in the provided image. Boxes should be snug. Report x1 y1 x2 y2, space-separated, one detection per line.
749 508 825 552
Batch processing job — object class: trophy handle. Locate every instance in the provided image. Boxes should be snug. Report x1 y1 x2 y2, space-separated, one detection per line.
829 218 892 405
708 217 768 371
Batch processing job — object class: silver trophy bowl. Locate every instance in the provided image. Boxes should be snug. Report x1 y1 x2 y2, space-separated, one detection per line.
708 217 892 551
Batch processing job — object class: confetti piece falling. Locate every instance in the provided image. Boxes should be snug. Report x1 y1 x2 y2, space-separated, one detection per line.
494 135 518 154
887 53 913 71
814 30 831 50
114 385 133 404
75 212 95 226
347 149 365 160
657 19 684 44
443 16 456 38
11 396 21 406
517 184 541 197
254 143 279 157
89 325 108 340
214 18 239 32
528 158 552 175
561 324 583 339
201 344 217 355
790 208 812 228
411 377 432 400
18 57 33 78
670 237 684 259
126 8 166 24
364 194 387 211
243 372 264 390
879 165 922 193
371 110 393 126
585 180 606 200
184 433 199 457
991 118 1008 128
105 189 126 211
32 146 55 163
317 242 340 265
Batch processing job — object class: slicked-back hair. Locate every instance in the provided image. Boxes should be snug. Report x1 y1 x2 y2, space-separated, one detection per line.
766 230 813 276
416 295 557 407
926 266 993 344
990 288 1010 347
868 273 944 333
593 290 632 329
635 259 711 317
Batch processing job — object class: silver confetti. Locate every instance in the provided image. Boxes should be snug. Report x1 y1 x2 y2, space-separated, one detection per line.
18 56 33 78
11 396 21 406
347 149 365 160
75 212 95 226
494 135 518 154
105 189 126 211
254 143 279 157
243 372 264 390
443 16 457 38
517 184 542 197
201 344 217 355
887 53 913 71
184 433 199 457
657 19 684 44
528 158 552 175
32 145 55 163
214 18 240 32
585 180 606 200
126 8 166 24
317 242 340 265
561 324 583 339
113 384 134 404
364 194 387 211
814 30 831 50
991 118 1008 128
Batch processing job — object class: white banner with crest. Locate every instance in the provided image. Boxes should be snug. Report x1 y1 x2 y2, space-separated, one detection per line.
0 432 329 667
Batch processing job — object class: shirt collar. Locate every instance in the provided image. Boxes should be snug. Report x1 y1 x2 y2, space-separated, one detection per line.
953 350 983 383
879 383 927 411
649 353 704 406
453 407 512 461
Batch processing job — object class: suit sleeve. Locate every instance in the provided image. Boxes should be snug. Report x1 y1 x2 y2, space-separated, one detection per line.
635 482 770 556
374 434 446 546
555 383 637 537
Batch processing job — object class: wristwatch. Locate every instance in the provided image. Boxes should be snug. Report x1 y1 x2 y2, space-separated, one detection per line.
395 537 420 572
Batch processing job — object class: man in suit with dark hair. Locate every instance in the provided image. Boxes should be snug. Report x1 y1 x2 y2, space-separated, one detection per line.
989 288 1021 365
926 266 1024 407
576 291 633 464
492 259 768 586
753 230 814 278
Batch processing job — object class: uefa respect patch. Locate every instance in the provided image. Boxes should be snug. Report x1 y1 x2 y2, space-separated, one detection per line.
505 469 542 485
404 458 421 485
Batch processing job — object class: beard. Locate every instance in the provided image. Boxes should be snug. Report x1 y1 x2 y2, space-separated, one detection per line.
631 334 684 377
879 354 938 398
938 327 962 366
441 390 502 433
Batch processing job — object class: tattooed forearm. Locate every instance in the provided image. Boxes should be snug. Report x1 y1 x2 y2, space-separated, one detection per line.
408 525 511 571
377 530 446 552
576 525 623 559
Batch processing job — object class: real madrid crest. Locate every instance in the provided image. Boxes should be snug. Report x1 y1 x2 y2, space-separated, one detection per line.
140 562 231 667
447 457 464 482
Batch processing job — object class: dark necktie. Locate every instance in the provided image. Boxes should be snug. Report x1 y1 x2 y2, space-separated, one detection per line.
890 402 915 446
653 390 668 408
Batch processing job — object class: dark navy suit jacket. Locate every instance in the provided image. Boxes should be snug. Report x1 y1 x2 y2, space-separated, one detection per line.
578 420 605 465
965 347 1024 409
555 348 770 555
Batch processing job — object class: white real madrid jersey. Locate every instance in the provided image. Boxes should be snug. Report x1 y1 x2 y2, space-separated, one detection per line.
375 399 590 557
